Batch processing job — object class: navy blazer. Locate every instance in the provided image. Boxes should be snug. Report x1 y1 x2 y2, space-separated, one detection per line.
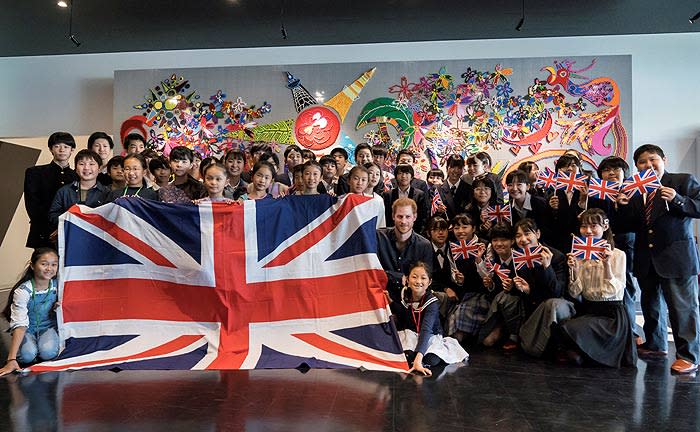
439 180 473 216
511 194 555 246
24 162 78 248
549 189 584 254
617 172 700 278
382 187 429 234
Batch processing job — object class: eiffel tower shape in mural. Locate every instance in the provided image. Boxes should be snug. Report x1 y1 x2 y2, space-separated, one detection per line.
286 72 317 113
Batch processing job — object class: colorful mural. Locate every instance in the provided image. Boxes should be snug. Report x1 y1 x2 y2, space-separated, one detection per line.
115 56 630 177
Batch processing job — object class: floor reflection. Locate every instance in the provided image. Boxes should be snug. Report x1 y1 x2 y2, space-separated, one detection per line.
1 351 699 432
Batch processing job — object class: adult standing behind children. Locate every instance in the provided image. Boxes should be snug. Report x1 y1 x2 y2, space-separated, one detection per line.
24 132 78 249
616 144 700 374
376 198 433 300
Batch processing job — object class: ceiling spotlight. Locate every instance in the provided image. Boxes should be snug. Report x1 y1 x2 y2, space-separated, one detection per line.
690 11 700 23
69 34 81 47
57 1 68 7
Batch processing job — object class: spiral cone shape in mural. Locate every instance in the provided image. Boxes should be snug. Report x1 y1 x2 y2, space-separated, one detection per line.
324 68 376 122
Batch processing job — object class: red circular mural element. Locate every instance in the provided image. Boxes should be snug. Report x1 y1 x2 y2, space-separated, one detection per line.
294 106 341 150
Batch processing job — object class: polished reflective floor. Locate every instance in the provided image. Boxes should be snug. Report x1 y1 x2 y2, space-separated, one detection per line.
0 344 698 432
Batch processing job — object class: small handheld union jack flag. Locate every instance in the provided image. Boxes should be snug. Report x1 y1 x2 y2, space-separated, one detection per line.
430 188 445 216
555 171 588 193
486 260 511 281
485 204 512 223
621 169 661 197
571 236 609 261
512 245 543 270
450 237 480 261
587 178 621 201
535 167 558 190
382 173 392 192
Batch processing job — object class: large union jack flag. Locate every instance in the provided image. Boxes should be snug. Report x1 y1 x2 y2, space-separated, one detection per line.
621 169 661 197
28 195 408 372
571 236 608 261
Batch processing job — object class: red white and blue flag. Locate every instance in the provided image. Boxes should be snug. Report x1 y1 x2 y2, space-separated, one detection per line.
571 236 608 261
587 178 621 201
430 188 445 216
512 245 543 270
28 195 408 372
486 260 511 281
621 169 661 197
535 167 557 190
485 204 512 224
555 171 587 193
449 237 480 261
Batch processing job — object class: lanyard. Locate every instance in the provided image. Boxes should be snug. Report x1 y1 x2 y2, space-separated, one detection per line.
409 294 426 334
123 186 142 197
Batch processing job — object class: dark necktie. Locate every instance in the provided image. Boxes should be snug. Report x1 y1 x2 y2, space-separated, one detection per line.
645 189 657 226
450 185 456 195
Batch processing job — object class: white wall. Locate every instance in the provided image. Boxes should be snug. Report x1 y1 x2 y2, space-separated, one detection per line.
1 32 699 287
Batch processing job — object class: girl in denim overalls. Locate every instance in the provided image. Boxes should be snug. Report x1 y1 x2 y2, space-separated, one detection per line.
1 248 60 375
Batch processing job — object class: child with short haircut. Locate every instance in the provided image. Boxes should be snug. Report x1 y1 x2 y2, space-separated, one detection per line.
506 169 553 244
347 165 369 195
223 148 248 200
446 214 490 344
24 132 79 248
354 143 373 167
0 248 60 375
89 131 114 186
301 149 316 163
383 164 428 233
149 157 171 191
372 144 394 192
124 133 146 155
106 156 126 190
246 161 276 200
290 164 305 194
330 147 351 175
106 153 159 202
301 161 322 195
49 150 110 231
158 146 207 204
616 144 700 374
548 154 586 253
277 145 304 186
318 155 338 196
427 169 445 187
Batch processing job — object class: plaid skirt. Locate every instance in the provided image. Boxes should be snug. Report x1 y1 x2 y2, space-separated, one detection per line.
447 292 491 336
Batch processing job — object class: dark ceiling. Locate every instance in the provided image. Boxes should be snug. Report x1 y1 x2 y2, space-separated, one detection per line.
2 0 700 57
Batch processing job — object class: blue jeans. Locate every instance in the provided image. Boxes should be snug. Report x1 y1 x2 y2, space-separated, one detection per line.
639 267 700 364
17 328 60 364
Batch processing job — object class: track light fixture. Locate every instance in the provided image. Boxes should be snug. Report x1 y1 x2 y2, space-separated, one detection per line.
67 0 81 48
280 0 288 39
690 10 700 23
516 0 525 31
57 1 68 7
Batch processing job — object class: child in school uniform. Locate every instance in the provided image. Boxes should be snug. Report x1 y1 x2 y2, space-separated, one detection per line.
548 154 586 253
616 144 700 374
557 208 637 368
24 132 78 248
390 262 469 376
506 170 553 245
158 146 207 204
48 150 110 232
105 154 159 202
0 248 60 375
463 176 500 241
222 149 248 201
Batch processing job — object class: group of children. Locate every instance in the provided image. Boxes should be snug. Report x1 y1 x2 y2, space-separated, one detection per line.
3 131 699 377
